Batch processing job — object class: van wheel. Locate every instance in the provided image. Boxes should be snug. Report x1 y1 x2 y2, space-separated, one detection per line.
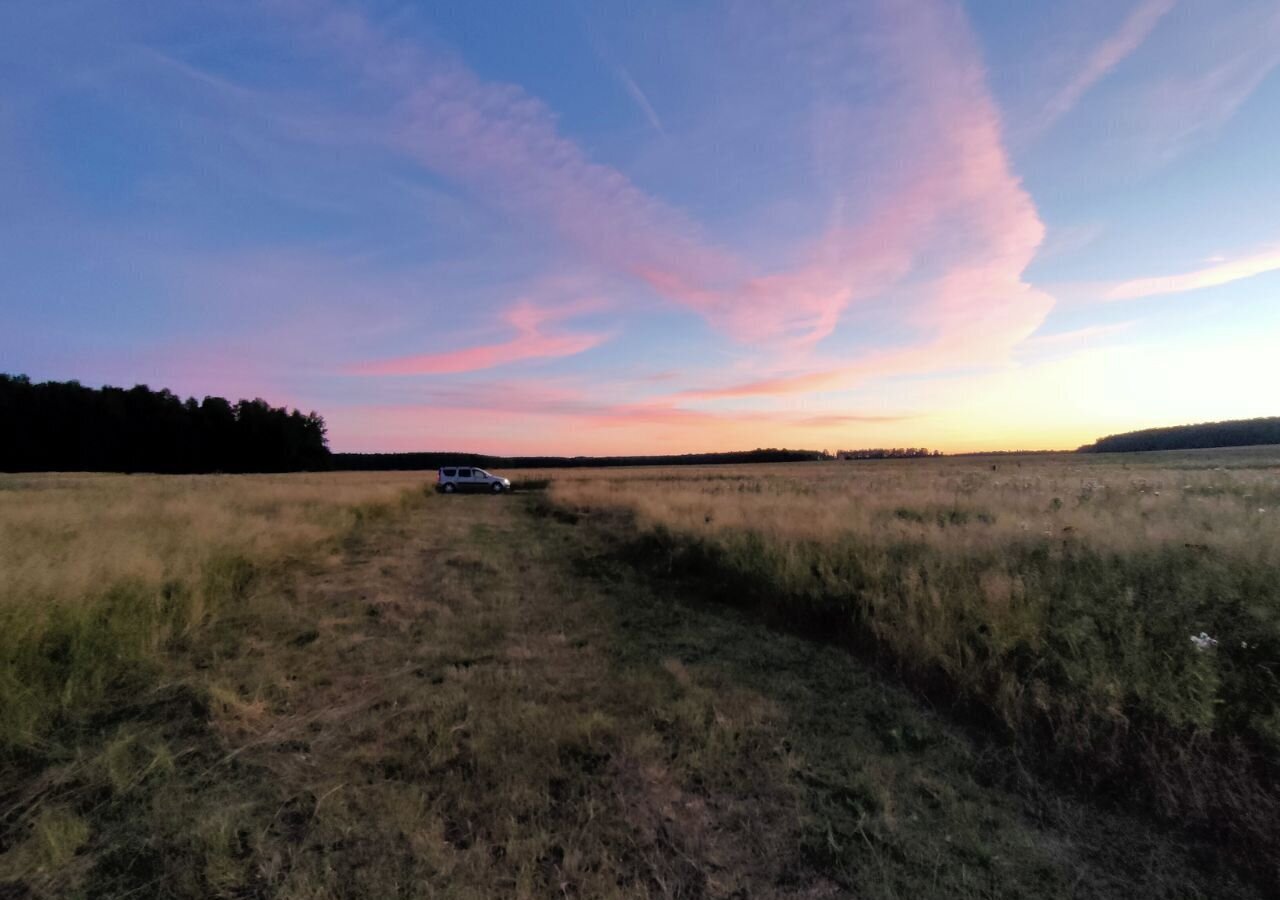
491 482 504 493
443 483 455 493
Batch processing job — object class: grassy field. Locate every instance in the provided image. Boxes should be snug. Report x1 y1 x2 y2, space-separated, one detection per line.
0 455 1276 897
545 448 1280 879
0 472 428 753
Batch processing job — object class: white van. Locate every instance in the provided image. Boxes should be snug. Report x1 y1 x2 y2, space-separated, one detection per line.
436 466 511 493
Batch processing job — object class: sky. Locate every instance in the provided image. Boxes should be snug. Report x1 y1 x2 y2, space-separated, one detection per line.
2 0 1279 454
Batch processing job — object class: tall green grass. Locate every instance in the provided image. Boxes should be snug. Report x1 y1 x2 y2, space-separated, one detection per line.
634 525 1279 741
548 453 1280 877
0 554 255 753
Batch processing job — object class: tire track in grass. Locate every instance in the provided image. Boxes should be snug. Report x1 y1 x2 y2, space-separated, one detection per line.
45 489 1258 898
216 493 819 897
547 501 1266 900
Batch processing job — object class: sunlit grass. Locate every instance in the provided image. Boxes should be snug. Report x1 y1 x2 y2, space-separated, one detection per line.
544 448 1280 862
1 460 1272 896
0 471 430 752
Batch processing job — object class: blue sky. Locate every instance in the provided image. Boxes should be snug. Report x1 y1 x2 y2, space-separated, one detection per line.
3 0 1279 453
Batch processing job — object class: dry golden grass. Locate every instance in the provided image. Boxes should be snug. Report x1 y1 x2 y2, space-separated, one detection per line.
544 451 1280 559
0 471 431 749
542 449 1280 874
1 462 1271 897
0 472 430 610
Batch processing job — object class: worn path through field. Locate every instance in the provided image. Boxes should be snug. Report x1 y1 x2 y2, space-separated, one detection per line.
220 492 1257 899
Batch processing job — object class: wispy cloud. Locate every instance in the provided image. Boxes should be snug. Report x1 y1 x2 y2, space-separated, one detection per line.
653 0 1053 402
1113 2 1280 161
325 398 913 455
283 0 1033 349
331 383 909 435
1020 321 1136 350
1026 0 1174 138
23 0 1256 455
1103 243 1280 300
613 65 665 136
351 300 610 375
574 9 666 136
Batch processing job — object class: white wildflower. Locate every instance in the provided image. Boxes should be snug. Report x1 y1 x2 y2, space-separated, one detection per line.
1190 632 1218 651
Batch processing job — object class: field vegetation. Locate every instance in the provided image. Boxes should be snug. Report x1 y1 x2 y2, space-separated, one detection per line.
0 472 427 753
545 448 1280 876
1 455 1276 897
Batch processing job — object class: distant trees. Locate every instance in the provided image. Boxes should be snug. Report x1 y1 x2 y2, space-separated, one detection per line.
1078 417 1280 454
835 448 941 460
0 374 330 473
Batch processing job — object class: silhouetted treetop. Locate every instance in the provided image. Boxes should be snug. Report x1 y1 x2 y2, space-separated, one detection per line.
1078 417 1280 453
835 448 941 459
0 374 329 473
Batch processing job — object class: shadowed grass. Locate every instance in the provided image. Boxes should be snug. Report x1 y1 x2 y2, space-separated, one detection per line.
2 459 1275 897
545 450 1280 881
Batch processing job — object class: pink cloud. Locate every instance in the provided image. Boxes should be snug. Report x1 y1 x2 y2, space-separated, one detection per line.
285 1 923 346
284 1 1054 417
329 377 909 442
1103 243 1280 300
328 398 909 454
628 0 1057 356
658 0 1054 401
351 299 610 375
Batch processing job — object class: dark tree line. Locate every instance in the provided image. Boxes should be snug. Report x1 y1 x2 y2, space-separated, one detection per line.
836 448 941 459
1 374 330 473
333 447 828 471
1078 417 1280 454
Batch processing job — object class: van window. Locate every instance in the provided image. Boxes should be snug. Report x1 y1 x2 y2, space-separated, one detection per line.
458 468 472 477
442 468 456 477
